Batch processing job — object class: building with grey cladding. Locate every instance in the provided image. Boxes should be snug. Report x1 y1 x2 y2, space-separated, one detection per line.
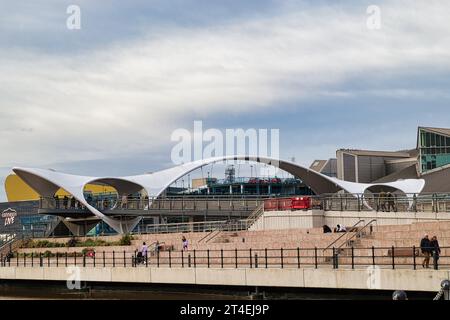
310 126 450 193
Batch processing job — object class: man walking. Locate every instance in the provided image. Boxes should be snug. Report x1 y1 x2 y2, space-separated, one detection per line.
420 234 431 268
430 236 441 270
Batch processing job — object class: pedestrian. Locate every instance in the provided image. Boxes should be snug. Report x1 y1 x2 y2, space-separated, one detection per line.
70 196 76 209
420 234 431 268
54 194 60 209
144 195 150 210
121 194 128 209
430 236 441 270
182 236 189 251
63 195 69 209
379 190 387 212
103 198 110 210
387 192 396 212
138 242 148 265
323 225 332 233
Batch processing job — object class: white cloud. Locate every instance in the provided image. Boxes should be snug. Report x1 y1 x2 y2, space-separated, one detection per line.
0 0 450 178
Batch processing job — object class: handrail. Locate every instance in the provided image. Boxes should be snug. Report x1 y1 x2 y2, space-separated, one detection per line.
0 234 17 252
198 220 231 243
323 220 365 252
38 191 450 214
245 203 265 229
337 219 377 250
204 229 223 244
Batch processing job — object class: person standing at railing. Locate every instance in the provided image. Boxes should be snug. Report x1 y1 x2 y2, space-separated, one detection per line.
121 194 128 209
379 191 387 212
63 195 69 209
70 196 76 209
144 195 149 210
421 234 432 268
54 194 60 209
103 198 110 210
387 192 396 212
430 236 441 270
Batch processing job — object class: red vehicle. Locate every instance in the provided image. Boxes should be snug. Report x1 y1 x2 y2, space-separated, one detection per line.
264 196 312 211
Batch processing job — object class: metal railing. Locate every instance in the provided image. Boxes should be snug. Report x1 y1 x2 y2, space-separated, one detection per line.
39 192 450 213
39 195 266 213
323 220 366 252
315 192 450 213
336 219 377 251
133 219 252 235
2 246 448 271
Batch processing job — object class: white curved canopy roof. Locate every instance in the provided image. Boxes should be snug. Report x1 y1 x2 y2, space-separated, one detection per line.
12 155 426 234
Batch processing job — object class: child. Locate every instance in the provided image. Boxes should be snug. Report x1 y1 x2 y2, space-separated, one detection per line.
182 236 189 251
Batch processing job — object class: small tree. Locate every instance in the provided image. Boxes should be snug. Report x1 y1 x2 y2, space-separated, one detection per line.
119 234 133 246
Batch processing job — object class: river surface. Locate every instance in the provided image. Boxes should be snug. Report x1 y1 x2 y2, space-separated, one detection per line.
0 281 436 300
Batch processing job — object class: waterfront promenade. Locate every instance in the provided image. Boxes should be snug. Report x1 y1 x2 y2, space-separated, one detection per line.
0 265 448 293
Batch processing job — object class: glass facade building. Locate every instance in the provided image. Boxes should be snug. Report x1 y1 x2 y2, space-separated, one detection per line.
419 127 450 173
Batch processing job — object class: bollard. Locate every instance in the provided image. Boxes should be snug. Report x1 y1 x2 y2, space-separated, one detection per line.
181 250 184 268
265 248 268 269
392 290 408 300
442 280 450 301
193 250 196 268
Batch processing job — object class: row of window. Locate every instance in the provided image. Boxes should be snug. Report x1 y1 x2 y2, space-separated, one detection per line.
420 147 450 155
420 130 450 148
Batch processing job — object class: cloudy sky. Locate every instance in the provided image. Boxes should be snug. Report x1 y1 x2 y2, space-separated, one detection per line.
1 0 450 201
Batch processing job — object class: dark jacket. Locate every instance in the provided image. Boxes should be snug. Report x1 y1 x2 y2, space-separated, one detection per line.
420 238 431 253
430 240 441 256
